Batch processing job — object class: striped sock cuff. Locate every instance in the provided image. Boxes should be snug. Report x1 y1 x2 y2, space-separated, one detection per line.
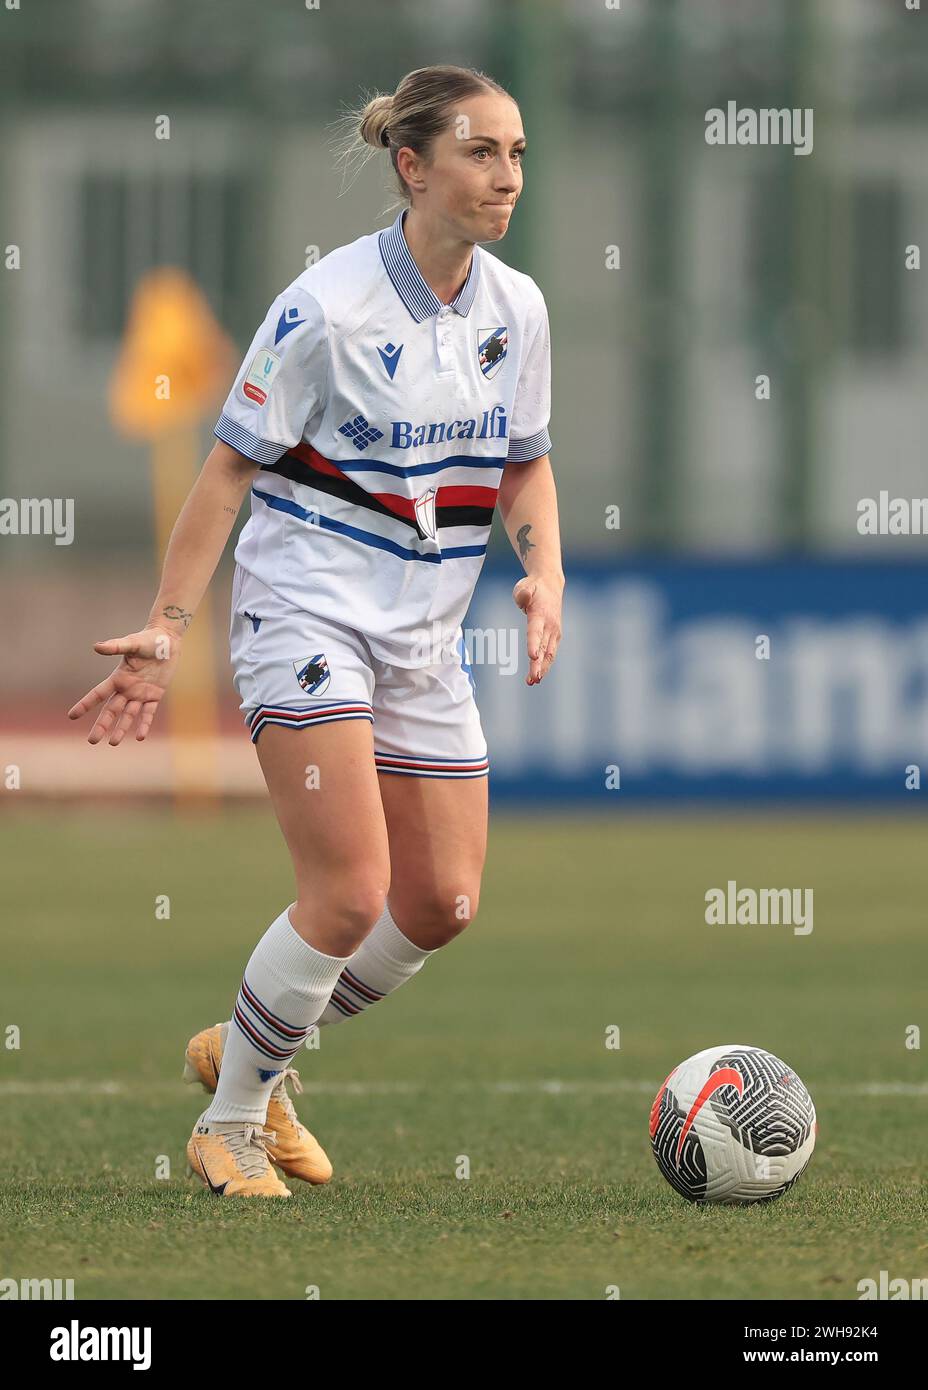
321 905 435 1023
233 978 312 1062
262 905 354 984
326 966 388 1019
371 909 438 966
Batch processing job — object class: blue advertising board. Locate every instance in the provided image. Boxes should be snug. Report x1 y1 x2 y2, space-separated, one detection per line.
463 560 928 803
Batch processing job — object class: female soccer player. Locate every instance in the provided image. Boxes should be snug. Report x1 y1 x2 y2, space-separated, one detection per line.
69 64 564 1198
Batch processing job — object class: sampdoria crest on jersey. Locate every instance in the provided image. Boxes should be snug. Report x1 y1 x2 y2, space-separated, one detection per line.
477 325 508 379
293 654 331 695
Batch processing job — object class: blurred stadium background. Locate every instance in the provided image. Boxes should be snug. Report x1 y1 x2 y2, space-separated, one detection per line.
1 0 926 1302
1 0 926 801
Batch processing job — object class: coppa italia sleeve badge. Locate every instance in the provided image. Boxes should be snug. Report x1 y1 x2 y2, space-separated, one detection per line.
243 348 282 405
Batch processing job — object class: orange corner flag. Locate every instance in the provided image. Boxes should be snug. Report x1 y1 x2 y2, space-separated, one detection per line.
109 268 237 440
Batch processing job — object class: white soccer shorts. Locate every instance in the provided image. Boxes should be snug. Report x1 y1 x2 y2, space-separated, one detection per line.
228 564 489 779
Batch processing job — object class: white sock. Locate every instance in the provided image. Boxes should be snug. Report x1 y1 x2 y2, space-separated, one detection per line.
316 902 436 1027
204 905 353 1124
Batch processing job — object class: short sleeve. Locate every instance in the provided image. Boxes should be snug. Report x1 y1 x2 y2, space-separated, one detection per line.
214 286 329 465
506 292 552 463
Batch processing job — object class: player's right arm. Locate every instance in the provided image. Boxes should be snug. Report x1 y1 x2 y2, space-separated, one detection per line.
67 441 258 746
70 285 328 747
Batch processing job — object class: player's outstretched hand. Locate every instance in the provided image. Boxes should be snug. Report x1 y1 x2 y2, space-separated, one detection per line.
513 575 563 686
67 627 183 746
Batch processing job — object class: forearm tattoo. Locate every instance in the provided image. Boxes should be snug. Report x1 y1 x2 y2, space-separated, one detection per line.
161 605 193 631
516 523 536 566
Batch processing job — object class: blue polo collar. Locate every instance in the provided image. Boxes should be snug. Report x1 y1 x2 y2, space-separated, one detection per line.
379 207 481 322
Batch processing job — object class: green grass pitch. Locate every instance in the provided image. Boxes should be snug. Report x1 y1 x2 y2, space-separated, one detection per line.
1 808 925 1300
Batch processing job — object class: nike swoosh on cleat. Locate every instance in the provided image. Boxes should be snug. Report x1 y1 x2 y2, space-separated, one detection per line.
197 1153 229 1196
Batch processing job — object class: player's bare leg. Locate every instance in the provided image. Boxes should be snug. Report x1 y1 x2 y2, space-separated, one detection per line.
255 717 392 957
186 717 389 1194
188 735 489 1182
377 772 488 948
304 770 488 1029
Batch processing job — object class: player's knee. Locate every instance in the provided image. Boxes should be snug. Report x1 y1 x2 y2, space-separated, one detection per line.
295 872 389 954
403 879 481 945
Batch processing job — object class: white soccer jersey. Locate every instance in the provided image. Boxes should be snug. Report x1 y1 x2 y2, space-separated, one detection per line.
214 207 552 667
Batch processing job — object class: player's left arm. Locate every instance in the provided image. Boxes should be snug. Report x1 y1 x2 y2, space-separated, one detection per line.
496 454 565 686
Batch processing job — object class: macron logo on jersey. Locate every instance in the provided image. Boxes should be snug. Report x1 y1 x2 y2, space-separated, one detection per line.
275 306 305 344
377 341 403 379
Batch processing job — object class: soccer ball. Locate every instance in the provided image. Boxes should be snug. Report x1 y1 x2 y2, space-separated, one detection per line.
649 1044 816 1204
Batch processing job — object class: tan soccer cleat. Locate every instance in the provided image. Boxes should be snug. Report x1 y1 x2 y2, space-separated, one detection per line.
183 1021 333 1185
186 1113 292 1198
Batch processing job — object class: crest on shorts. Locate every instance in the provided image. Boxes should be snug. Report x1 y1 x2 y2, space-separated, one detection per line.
293 654 331 696
477 325 508 379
